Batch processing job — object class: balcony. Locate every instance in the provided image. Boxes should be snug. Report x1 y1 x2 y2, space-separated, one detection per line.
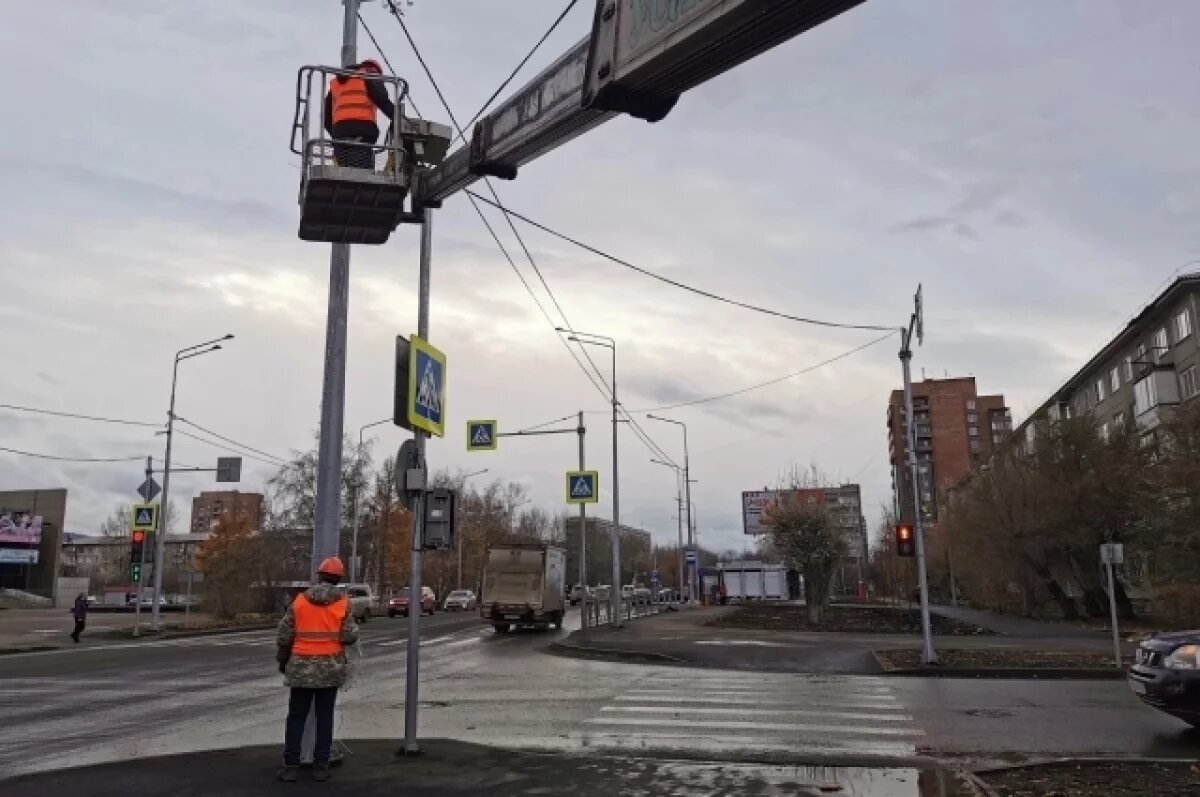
1134 367 1180 432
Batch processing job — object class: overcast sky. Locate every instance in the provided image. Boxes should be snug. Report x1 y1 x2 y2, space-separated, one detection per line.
3 1 1199 554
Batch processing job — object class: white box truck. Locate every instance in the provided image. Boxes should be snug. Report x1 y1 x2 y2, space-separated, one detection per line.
480 543 566 632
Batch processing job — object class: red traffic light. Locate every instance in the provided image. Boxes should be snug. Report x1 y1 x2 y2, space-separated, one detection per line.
895 523 915 558
898 524 912 541
132 530 146 543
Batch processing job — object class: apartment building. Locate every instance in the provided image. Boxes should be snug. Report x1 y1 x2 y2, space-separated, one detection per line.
189 491 264 535
887 378 1012 523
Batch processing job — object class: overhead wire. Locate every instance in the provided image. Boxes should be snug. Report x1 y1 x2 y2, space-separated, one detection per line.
377 3 678 467
465 191 898 333
0 446 144 464
518 413 579 433
0 403 161 428
173 416 286 464
171 429 284 468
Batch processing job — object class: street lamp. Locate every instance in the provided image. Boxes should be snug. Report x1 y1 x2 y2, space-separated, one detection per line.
507 496 531 537
557 327 622 625
649 458 686 602
351 417 392 585
152 333 234 631
646 413 695 602
458 468 489 590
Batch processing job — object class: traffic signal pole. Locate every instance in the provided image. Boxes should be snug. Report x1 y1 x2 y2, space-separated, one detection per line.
899 287 937 666
132 455 153 637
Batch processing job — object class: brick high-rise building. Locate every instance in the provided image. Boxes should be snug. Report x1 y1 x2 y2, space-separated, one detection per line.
886 377 1012 524
189 491 264 535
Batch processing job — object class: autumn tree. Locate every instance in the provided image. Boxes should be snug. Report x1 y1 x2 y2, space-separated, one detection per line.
196 516 264 618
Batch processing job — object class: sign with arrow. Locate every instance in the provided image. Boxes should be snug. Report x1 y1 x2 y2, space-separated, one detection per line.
137 477 161 503
407 335 446 437
466 420 497 451
565 470 599 504
131 503 159 532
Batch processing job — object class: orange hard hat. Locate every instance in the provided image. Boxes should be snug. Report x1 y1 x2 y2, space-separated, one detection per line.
317 556 346 578
359 59 383 74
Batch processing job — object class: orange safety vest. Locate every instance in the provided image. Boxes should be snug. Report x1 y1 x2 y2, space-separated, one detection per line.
330 75 376 124
291 594 349 656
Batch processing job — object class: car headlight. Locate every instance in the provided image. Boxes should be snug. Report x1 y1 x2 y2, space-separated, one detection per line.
1164 645 1200 670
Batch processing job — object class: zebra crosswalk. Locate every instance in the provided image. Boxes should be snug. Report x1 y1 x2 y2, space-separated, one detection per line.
574 670 923 758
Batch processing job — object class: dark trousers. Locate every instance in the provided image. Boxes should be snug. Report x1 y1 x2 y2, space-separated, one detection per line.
331 121 379 169
71 619 85 642
283 687 338 766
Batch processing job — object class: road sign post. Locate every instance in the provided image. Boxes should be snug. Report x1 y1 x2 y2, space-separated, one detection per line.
1101 542 1125 668
466 420 498 451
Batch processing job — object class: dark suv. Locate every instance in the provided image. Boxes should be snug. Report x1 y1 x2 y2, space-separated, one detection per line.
1127 630 1200 727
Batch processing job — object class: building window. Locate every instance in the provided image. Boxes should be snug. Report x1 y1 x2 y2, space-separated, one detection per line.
1135 373 1159 416
1099 422 1109 442
1175 309 1193 343
968 426 979 437
966 400 976 410
1154 328 1168 361
1182 366 1198 399
969 439 981 452
1123 356 1134 383
1110 366 1121 393
967 412 978 423
1113 410 1126 430
1095 378 1106 404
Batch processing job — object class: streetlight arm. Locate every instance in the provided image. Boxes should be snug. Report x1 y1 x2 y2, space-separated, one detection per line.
177 334 234 359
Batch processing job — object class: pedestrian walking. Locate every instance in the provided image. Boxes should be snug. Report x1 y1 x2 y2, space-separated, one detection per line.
276 556 358 783
718 581 728 606
70 593 87 643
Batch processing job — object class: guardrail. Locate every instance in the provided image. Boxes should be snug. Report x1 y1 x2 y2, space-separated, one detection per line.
582 591 685 627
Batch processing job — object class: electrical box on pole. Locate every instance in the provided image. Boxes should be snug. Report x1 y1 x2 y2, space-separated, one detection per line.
421 489 457 550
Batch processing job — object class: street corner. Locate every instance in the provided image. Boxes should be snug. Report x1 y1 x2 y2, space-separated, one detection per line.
0 739 992 797
971 757 1200 797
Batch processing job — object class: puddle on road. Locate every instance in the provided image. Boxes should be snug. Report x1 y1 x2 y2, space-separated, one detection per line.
622 762 974 796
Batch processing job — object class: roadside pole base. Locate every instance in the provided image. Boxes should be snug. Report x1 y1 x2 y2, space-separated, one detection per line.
396 745 423 758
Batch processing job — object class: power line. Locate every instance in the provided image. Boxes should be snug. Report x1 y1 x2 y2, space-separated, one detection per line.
629 331 898 413
358 10 424 118
172 429 284 468
0 445 144 464
461 0 580 135
0 403 161 428
466 191 897 333
518 413 578 433
173 416 286 464
382 4 677 469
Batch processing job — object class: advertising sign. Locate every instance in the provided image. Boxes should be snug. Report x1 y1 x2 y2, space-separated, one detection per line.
741 489 826 535
0 512 42 545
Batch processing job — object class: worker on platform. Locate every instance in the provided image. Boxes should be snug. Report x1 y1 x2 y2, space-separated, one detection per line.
323 59 396 169
276 556 359 783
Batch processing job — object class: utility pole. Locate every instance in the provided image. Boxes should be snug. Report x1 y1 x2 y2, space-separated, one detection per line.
133 456 152 637
648 414 693 602
311 0 360 581
402 206 433 755
577 411 588 631
899 284 936 665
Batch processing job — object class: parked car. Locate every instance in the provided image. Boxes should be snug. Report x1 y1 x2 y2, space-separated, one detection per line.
388 587 436 618
593 584 612 602
342 583 376 623
443 590 477 611
1128 631 1200 727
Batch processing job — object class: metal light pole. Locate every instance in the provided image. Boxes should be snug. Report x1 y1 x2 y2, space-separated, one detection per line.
650 458 684 602
562 329 621 625
647 414 694 602
576 411 589 629
899 284 936 665
152 334 232 631
311 0 360 583
457 468 489 590
352 417 391 585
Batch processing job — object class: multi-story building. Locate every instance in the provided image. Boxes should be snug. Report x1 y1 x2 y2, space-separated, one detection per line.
562 517 655 587
189 491 264 535
1011 273 1200 450
825 484 867 594
887 378 1012 523
59 532 210 591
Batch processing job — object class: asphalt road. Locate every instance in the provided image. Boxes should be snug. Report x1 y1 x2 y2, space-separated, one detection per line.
2 607 1198 782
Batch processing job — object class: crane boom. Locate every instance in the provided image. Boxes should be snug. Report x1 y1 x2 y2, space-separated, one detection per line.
416 0 865 205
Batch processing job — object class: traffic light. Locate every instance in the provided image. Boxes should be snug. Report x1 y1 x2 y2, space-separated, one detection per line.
130 529 146 565
895 523 915 558
130 563 142 583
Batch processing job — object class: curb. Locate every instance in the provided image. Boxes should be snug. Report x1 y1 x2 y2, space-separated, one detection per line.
99 623 278 642
546 640 685 665
872 650 1127 679
0 645 56 656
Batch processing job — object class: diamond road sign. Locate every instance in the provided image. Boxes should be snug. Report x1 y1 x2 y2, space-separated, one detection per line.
407 335 446 437
565 470 599 504
466 420 497 451
137 477 161 502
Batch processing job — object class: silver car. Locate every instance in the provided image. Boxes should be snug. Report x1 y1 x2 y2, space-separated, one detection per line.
443 589 477 611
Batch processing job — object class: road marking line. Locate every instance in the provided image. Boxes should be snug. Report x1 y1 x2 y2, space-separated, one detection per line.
582 717 923 736
622 689 898 701
378 639 408 647
613 695 904 710
600 706 914 722
575 732 917 756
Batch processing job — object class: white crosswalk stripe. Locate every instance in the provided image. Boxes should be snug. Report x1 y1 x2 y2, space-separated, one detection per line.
574 670 923 758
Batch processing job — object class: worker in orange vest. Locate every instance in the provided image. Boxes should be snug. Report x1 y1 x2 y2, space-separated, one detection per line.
323 59 396 169
276 556 359 783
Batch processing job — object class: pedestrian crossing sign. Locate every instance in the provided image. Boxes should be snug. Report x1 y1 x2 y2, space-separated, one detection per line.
466 420 498 451
131 503 159 531
407 335 446 437
565 470 599 504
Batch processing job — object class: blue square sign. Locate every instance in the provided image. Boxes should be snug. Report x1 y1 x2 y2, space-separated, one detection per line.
565 470 599 504
407 335 446 437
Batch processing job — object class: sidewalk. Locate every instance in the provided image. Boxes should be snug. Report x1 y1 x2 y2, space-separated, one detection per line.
929 604 1105 640
0 739 975 796
0 606 273 654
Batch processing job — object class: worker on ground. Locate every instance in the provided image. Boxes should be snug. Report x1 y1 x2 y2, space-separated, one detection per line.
276 556 358 783
323 59 396 169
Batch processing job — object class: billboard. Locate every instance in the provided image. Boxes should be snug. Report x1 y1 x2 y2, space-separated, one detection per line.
0 511 43 564
741 489 826 535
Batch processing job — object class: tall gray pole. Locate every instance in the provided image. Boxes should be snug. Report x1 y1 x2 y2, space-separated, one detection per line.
402 208 433 755
577 411 588 631
151 357 181 631
134 456 152 636
311 0 360 581
610 345 621 626
900 326 937 665
682 427 694 603
675 470 684 601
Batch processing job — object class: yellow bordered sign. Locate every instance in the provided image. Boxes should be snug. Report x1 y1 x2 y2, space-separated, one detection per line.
407 335 446 437
467 420 497 451
565 470 599 504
